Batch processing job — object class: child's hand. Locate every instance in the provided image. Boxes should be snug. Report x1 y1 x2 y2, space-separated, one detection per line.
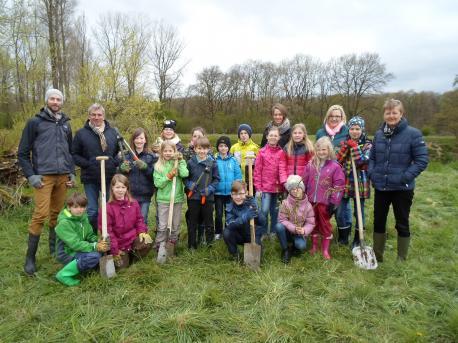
120 161 131 173
167 168 177 180
96 240 110 252
347 139 358 149
295 226 305 235
139 232 153 244
134 159 147 170
174 152 183 160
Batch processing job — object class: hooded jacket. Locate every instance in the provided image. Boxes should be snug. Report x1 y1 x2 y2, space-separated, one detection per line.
185 156 220 202
154 159 189 204
278 194 315 236
279 143 313 184
215 153 242 195
254 144 285 193
229 138 260 180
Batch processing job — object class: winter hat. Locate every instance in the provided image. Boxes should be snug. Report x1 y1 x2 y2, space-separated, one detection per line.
285 175 305 192
348 116 365 131
216 136 231 150
45 88 64 103
163 119 177 131
237 124 253 138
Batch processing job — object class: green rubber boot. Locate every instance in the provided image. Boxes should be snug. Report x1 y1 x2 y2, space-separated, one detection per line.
373 232 387 262
56 260 80 286
397 236 410 261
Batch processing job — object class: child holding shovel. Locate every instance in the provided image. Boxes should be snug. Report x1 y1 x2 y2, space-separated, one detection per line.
100 174 153 269
55 192 110 286
153 141 189 252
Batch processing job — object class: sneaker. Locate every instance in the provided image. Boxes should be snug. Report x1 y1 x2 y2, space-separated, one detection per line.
214 234 222 240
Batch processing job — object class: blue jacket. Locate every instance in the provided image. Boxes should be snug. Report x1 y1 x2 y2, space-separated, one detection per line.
118 150 157 202
215 153 242 196
316 125 349 150
368 118 428 191
72 120 119 184
225 196 264 237
185 156 220 202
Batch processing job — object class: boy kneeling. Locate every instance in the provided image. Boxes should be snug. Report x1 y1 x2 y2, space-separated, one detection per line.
223 181 265 260
55 193 109 286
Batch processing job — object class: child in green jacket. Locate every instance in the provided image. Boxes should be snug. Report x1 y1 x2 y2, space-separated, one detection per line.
55 193 110 286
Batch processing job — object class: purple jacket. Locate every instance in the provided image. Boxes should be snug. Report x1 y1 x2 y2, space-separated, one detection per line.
99 198 147 256
302 160 345 206
278 194 315 236
254 144 285 193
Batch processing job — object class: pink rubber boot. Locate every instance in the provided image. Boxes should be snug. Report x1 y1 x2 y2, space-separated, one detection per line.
321 238 332 260
309 235 320 255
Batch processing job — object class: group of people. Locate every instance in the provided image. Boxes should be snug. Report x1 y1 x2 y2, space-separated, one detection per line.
18 88 429 286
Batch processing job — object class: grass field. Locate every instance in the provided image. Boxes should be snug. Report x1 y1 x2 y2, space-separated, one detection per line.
1 132 457 342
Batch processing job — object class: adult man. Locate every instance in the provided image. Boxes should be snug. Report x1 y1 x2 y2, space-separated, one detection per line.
18 88 75 276
72 103 119 232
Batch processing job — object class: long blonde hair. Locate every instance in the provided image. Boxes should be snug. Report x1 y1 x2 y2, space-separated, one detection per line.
311 136 335 170
109 174 133 202
154 141 177 173
324 104 346 124
285 123 314 156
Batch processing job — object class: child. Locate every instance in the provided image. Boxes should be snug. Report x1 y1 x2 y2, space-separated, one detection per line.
230 124 260 183
55 193 110 286
214 136 243 240
302 137 345 259
279 123 314 184
185 136 220 249
151 119 184 154
153 141 189 249
254 126 285 238
336 116 372 248
223 180 265 260
275 175 315 264
118 128 158 224
182 126 213 161
100 174 153 268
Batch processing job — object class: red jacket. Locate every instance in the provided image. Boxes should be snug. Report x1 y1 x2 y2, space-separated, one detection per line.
254 144 285 193
279 143 313 184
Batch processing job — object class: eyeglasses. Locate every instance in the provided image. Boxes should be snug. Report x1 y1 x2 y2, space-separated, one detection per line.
231 192 246 197
329 115 342 119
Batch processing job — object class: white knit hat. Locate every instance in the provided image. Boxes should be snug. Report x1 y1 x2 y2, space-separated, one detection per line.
285 175 305 192
45 88 64 103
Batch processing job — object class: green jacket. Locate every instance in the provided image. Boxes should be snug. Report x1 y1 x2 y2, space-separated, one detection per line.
154 159 189 204
55 208 98 256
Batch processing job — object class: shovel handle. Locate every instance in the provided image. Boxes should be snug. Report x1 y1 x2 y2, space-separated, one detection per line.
97 156 109 240
122 138 140 161
247 156 256 243
351 156 364 242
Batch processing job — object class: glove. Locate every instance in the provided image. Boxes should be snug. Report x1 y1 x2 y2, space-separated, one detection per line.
188 182 196 192
167 168 177 180
347 139 358 149
134 159 147 170
119 161 131 173
174 152 183 160
96 240 110 252
327 204 336 217
255 191 262 199
200 187 213 197
113 253 122 267
139 232 153 244
28 175 43 188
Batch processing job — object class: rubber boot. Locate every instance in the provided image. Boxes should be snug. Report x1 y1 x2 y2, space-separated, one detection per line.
373 232 387 262
351 229 362 250
309 235 320 255
337 226 351 245
49 227 56 256
281 247 291 264
321 238 332 260
56 259 80 286
397 236 410 261
24 233 40 276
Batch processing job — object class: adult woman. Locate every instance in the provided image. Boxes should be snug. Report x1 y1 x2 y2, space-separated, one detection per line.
369 99 428 261
260 103 291 148
315 105 350 244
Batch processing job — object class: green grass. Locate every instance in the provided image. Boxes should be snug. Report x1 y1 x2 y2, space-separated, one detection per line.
0 163 457 342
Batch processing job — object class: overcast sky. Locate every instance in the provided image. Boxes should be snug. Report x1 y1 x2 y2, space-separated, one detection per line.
77 0 458 93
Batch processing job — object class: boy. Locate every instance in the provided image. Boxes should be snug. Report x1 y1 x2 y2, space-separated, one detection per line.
223 180 265 260
55 193 110 286
185 136 220 248
229 124 260 183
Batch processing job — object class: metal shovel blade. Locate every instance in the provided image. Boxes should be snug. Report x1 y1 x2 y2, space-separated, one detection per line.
352 245 378 270
244 242 261 270
100 254 116 278
165 242 175 258
157 242 167 264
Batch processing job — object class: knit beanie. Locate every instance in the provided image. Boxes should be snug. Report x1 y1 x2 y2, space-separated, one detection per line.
238 124 253 138
216 136 231 150
163 119 177 131
45 88 64 103
285 175 305 192
348 116 365 131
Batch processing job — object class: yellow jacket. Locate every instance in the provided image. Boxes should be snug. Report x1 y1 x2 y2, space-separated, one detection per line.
229 138 260 180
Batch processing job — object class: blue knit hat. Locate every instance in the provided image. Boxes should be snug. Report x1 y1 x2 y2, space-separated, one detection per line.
237 124 252 138
348 116 365 131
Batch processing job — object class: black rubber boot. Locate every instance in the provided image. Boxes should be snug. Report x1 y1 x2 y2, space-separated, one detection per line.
337 226 351 245
49 227 56 256
281 248 291 264
397 236 410 261
24 234 40 276
373 232 387 262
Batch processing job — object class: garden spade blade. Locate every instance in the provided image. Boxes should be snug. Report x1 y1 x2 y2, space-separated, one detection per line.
244 219 261 270
100 254 116 278
157 242 167 264
352 242 378 270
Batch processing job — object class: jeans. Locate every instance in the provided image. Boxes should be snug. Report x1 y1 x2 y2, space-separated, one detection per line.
374 190 414 237
84 182 110 227
260 192 279 235
339 197 366 230
75 252 101 272
336 197 352 230
138 201 151 225
275 223 307 251
214 195 231 235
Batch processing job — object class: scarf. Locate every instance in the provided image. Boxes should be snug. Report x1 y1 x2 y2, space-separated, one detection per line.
383 123 395 137
88 121 108 152
44 106 62 121
325 122 344 138
267 118 291 135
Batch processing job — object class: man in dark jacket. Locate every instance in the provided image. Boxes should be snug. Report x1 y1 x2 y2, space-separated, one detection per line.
72 103 119 232
18 88 75 275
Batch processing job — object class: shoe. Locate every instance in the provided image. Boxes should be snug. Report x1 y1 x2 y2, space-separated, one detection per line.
309 235 320 255
24 233 40 276
321 238 332 260
281 249 291 264
214 234 222 240
230 251 241 262
56 260 80 286
351 229 361 250
373 232 387 262
49 227 56 256
397 236 410 261
337 226 351 245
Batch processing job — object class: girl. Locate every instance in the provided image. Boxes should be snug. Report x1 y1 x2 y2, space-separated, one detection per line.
230 124 260 183
336 116 372 248
260 103 291 148
151 119 184 154
302 137 345 259
276 175 315 264
118 128 157 224
100 174 153 269
182 126 213 161
279 123 314 185
254 127 285 238
153 141 189 250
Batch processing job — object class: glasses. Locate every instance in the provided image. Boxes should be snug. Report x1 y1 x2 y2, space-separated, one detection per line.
231 192 246 197
329 115 342 119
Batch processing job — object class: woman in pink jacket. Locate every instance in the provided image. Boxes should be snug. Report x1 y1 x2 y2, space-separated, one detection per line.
302 137 345 260
254 127 285 238
276 175 315 264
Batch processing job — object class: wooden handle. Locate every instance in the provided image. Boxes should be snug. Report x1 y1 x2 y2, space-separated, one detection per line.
351 157 364 241
99 158 108 240
167 159 179 233
122 138 139 161
247 157 255 243
96 156 109 161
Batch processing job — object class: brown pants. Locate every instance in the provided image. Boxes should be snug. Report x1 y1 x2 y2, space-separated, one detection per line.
155 202 183 245
29 175 68 235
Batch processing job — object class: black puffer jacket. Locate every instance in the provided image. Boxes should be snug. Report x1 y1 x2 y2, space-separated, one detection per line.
18 108 74 177
72 120 119 184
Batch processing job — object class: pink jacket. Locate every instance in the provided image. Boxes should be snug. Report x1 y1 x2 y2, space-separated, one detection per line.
279 144 313 184
99 198 147 256
278 194 315 236
254 144 285 193
302 160 345 206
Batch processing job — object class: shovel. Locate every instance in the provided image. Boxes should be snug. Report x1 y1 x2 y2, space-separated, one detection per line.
97 156 116 278
243 152 261 270
350 156 378 270
157 158 179 264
